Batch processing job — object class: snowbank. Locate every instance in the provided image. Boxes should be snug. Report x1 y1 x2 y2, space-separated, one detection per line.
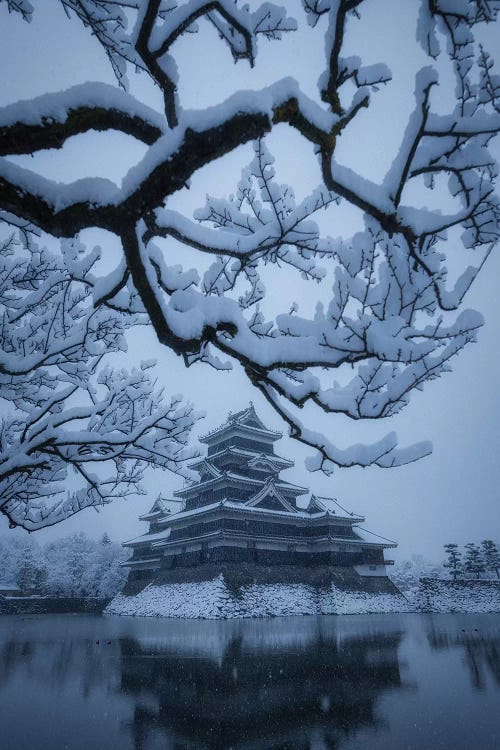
105 575 410 618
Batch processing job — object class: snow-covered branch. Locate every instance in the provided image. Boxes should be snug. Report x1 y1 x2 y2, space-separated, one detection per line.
0 0 499 480
0 230 200 530
0 83 164 156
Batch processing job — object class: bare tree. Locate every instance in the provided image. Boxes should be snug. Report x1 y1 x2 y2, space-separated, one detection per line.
0 1 499 478
0 229 200 530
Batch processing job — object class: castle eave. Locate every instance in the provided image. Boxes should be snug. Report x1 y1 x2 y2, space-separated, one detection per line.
124 529 172 546
121 557 162 569
150 530 390 554
188 447 294 469
138 510 164 521
157 500 365 528
199 423 282 443
174 472 308 499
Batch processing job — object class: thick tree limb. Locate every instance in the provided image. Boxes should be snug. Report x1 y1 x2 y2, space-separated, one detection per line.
0 87 342 234
1 0 499 485
0 106 162 156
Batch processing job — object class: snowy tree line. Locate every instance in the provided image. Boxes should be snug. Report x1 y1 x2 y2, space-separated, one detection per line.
0 532 129 598
389 543 500 595
1 1 499 530
443 540 500 580
389 555 445 593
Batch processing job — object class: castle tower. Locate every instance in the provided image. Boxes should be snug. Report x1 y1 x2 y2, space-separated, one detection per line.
123 405 395 586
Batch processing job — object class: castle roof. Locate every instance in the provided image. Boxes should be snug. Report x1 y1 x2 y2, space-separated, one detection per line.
124 503 395 552
124 528 172 547
244 478 297 513
189 447 294 470
150 498 366 529
302 494 365 521
199 404 282 443
352 526 397 547
173 471 308 499
139 495 184 522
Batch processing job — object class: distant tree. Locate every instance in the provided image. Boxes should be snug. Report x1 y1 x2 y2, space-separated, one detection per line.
481 540 500 578
15 544 48 593
83 537 129 598
463 542 486 579
43 531 128 597
0 534 29 584
443 543 463 581
1 530 128 597
1 1 499 481
44 532 94 596
100 532 111 546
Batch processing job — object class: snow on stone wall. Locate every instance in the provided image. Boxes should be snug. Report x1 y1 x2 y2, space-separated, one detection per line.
105 576 500 619
416 578 500 614
319 587 413 615
105 575 409 619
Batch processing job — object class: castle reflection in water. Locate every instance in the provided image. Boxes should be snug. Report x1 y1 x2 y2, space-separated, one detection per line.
1 614 500 750
119 617 404 750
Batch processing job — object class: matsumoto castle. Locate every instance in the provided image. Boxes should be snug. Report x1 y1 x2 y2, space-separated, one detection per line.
123 405 396 589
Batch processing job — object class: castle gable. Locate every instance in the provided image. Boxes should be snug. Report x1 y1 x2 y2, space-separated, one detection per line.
245 480 297 513
139 495 183 522
248 455 281 475
197 460 222 482
305 494 328 514
229 404 268 432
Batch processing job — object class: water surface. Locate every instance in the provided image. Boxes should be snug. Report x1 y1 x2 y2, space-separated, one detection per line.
0 612 499 749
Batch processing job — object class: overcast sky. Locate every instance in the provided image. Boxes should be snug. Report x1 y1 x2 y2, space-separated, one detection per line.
0 0 499 562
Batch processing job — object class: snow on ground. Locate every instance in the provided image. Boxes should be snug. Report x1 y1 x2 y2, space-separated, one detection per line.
105 575 410 619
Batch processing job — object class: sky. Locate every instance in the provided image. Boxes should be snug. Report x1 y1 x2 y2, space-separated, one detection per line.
0 0 499 562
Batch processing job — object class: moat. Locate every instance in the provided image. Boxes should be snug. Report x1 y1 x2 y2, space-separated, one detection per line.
0 613 499 750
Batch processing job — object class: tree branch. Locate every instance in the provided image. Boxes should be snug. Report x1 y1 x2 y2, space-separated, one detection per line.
0 106 162 156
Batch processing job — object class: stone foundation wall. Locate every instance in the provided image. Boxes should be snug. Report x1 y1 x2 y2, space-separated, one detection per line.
123 563 400 595
0 596 110 616
107 574 409 619
416 578 500 613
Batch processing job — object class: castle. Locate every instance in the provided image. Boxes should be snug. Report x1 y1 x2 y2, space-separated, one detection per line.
123 405 396 593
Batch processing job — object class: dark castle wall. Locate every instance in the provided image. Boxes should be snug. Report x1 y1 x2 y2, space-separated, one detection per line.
167 517 358 542
124 562 400 595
